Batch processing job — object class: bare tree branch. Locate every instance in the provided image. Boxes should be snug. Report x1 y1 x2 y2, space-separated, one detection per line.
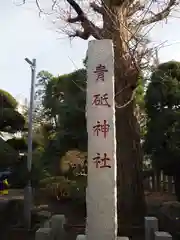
35 0 43 13
67 15 83 23
127 2 145 17
66 0 84 16
66 0 103 39
71 30 90 39
140 0 176 25
21 0 178 86
90 2 105 15
52 0 57 10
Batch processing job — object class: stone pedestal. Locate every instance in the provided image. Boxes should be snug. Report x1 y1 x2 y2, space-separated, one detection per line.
117 237 129 240
145 216 158 240
35 228 52 240
51 214 65 239
154 231 172 240
76 234 87 240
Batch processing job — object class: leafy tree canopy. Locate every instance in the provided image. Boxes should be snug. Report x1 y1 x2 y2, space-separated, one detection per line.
0 89 25 132
145 61 180 174
0 137 19 167
37 68 147 174
0 108 25 132
6 137 39 152
0 89 18 109
35 69 87 174
0 89 26 168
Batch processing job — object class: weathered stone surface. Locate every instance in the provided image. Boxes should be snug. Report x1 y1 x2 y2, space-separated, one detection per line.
35 228 52 240
37 211 52 218
32 210 52 226
145 216 158 240
32 205 49 213
51 214 66 239
76 234 87 240
117 237 129 240
86 39 117 240
43 220 51 228
154 231 172 240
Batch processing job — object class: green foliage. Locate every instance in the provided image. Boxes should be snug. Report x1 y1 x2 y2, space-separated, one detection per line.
60 150 87 178
145 61 180 174
0 137 18 167
134 75 147 139
35 69 87 174
0 89 48 182
54 69 87 146
6 138 27 151
39 176 86 201
35 71 54 119
135 76 145 108
32 146 51 181
33 123 54 147
0 89 18 109
39 176 67 187
9 157 27 188
37 69 146 177
6 137 39 151
0 89 26 169
0 107 25 132
0 89 25 132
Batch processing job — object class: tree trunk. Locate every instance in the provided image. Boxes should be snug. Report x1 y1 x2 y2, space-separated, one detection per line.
102 7 147 234
94 3 147 234
116 97 146 235
174 174 180 202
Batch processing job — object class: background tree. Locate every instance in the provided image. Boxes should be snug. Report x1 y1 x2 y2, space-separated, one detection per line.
23 0 179 232
134 77 147 140
60 149 87 179
6 136 41 188
35 69 87 174
0 89 44 187
35 71 56 126
145 61 180 200
0 89 25 133
0 89 25 168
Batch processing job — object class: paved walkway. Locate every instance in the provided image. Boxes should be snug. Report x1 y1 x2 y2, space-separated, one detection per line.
0 189 24 200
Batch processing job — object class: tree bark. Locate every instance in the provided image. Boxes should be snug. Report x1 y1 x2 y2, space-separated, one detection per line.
174 174 180 202
103 7 147 235
65 0 147 234
116 91 146 235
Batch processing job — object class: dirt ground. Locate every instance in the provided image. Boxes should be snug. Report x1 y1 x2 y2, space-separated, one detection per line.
145 191 176 204
145 191 176 216
3 190 177 240
35 191 177 240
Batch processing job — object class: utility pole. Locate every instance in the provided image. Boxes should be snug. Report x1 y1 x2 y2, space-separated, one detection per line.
154 48 160 67
24 58 36 229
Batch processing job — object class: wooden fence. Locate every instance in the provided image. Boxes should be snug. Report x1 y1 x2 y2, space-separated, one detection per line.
143 170 175 194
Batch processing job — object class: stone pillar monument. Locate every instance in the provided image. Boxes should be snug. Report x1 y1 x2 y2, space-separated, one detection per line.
86 39 117 240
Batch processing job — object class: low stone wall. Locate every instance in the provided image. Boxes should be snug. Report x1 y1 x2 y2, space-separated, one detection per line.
35 215 174 240
145 216 172 240
35 215 66 240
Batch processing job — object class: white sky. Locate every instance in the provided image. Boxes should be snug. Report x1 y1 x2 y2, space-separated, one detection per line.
1 1 180 102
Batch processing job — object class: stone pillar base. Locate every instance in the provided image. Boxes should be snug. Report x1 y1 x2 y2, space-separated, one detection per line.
76 234 87 240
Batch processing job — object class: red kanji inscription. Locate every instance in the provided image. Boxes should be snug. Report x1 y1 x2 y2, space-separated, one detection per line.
93 120 110 138
93 153 111 168
92 93 111 107
94 64 108 81
93 152 101 168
